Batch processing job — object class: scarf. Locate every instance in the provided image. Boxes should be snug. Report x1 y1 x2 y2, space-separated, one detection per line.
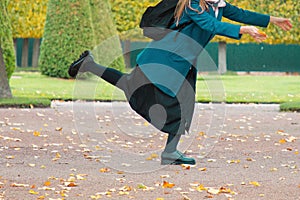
205 0 226 17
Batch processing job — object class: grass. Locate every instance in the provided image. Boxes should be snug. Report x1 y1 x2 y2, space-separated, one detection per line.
280 102 300 112
1 71 300 111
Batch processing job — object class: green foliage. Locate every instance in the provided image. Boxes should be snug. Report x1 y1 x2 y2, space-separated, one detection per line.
39 0 125 78
109 0 159 40
39 0 96 78
7 0 48 38
89 0 125 71
213 0 299 44
0 0 16 79
0 97 51 108
280 101 300 112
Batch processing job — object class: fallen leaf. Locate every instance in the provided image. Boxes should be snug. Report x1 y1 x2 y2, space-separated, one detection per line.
64 182 77 187
198 167 207 171
207 188 219 195
119 185 132 192
279 139 286 144
55 127 63 131
29 189 39 195
249 181 261 187
196 184 207 191
11 183 29 187
181 164 191 170
162 181 175 188
137 184 147 190
160 175 170 178
100 168 110 173
6 155 15 159
33 131 41 137
227 159 240 164
146 153 159 160
219 186 232 194
43 181 51 186
207 159 216 162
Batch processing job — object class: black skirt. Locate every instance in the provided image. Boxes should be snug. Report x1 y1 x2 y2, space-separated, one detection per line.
122 66 196 135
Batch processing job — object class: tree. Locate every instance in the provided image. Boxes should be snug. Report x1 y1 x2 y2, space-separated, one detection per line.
39 0 96 78
88 0 125 71
8 0 48 67
109 0 159 41
0 0 15 98
39 0 124 78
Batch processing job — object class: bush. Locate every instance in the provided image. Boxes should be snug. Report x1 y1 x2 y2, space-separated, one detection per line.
39 0 96 78
7 0 48 38
39 0 125 78
89 0 125 71
0 0 16 79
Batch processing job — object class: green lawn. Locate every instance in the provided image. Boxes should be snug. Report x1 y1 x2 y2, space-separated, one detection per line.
2 71 300 109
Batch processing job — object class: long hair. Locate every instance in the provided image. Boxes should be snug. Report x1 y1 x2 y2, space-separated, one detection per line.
174 0 208 25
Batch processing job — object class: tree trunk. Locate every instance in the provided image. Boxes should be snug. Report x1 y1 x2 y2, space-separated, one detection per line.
22 38 29 67
32 38 40 68
0 47 12 98
218 41 227 74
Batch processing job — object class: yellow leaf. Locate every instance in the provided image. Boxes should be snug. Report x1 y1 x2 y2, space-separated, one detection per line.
219 186 231 193
249 181 261 187
199 132 205 136
43 181 51 186
29 189 39 195
100 168 110 173
198 167 207 171
207 188 220 195
11 183 29 187
33 131 40 137
162 181 175 188
146 153 159 160
156 198 164 200
279 139 286 144
56 152 61 158
6 155 15 159
196 184 207 191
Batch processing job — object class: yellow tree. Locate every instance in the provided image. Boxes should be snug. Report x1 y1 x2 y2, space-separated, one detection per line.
8 0 48 67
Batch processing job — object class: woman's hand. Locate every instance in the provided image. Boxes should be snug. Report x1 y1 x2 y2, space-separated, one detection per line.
270 16 293 31
240 26 267 42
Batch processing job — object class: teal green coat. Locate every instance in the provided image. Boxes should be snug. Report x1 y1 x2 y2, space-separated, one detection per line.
137 0 270 97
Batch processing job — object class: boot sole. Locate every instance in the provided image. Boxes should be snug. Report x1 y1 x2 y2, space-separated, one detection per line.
161 159 196 165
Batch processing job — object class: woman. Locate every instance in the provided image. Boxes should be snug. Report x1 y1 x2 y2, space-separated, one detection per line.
68 0 292 165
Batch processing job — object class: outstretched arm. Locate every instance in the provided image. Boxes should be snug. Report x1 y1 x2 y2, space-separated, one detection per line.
239 16 292 42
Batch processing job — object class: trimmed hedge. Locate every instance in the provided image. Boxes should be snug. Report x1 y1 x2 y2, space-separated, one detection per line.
0 0 16 79
39 0 125 78
89 0 125 71
39 0 95 78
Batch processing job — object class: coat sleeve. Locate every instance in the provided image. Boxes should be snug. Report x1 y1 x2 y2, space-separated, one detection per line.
188 0 242 39
223 2 270 27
